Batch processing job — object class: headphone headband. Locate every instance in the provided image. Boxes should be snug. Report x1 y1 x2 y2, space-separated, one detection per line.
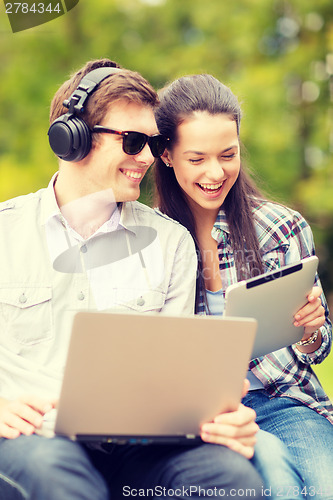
63 67 120 115
48 66 121 162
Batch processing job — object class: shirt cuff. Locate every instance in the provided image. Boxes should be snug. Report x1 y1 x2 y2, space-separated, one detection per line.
291 324 331 365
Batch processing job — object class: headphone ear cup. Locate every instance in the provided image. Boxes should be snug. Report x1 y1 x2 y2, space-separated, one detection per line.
70 117 92 162
48 114 92 162
49 67 121 162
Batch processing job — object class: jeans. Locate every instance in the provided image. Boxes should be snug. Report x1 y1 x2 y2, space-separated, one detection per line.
253 430 304 499
0 434 264 500
243 390 333 499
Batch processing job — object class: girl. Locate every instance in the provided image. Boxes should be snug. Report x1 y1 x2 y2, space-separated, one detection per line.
154 73 333 496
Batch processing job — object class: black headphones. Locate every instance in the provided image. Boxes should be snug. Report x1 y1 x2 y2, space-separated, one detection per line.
48 66 120 162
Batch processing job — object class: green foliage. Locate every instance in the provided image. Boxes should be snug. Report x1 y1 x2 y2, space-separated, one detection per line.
1 0 332 203
315 353 333 401
1 0 333 388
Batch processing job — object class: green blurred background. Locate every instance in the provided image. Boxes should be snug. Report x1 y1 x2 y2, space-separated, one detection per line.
0 0 332 397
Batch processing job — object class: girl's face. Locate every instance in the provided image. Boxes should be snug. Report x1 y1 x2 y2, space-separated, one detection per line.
166 111 240 219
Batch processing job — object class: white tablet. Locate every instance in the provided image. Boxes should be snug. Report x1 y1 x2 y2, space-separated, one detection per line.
224 256 319 359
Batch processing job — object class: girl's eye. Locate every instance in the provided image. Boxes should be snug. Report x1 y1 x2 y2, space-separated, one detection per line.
222 153 236 160
189 158 203 164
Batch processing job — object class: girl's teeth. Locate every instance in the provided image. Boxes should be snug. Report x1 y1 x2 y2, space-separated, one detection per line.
199 182 223 190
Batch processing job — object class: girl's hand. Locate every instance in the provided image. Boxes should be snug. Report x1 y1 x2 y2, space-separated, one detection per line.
294 286 325 336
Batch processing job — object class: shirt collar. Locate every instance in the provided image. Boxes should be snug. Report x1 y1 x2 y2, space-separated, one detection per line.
211 202 292 252
40 172 126 237
40 172 61 226
211 208 230 243
118 201 140 236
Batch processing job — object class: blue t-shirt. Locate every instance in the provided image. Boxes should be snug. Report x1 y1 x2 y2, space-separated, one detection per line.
205 289 264 391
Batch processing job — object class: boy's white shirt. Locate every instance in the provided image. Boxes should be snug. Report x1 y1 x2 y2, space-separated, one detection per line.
0 174 197 434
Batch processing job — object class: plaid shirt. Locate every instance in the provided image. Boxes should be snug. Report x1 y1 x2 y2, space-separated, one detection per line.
197 200 333 423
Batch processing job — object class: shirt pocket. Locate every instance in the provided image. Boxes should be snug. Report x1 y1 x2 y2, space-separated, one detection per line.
0 286 53 348
263 253 287 272
112 289 166 313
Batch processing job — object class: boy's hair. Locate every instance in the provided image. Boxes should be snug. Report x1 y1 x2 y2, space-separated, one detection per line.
49 59 159 133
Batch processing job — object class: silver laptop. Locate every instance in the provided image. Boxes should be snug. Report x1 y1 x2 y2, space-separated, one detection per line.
54 311 257 444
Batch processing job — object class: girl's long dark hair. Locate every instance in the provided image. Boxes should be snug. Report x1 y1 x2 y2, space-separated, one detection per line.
154 74 265 311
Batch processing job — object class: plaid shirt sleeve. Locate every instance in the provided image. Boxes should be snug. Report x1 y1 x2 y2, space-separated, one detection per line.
249 202 333 422
197 201 333 423
285 209 332 365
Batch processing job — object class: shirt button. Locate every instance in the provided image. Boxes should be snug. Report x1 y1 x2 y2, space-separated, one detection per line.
59 216 66 227
19 293 27 304
137 297 145 306
221 256 228 262
77 292 85 301
81 245 87 253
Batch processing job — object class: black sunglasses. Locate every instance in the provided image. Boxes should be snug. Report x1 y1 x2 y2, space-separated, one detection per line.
92 126 168 158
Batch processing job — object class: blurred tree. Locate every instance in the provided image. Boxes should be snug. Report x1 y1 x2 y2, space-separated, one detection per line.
0 0 332 289
0 0 332 396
